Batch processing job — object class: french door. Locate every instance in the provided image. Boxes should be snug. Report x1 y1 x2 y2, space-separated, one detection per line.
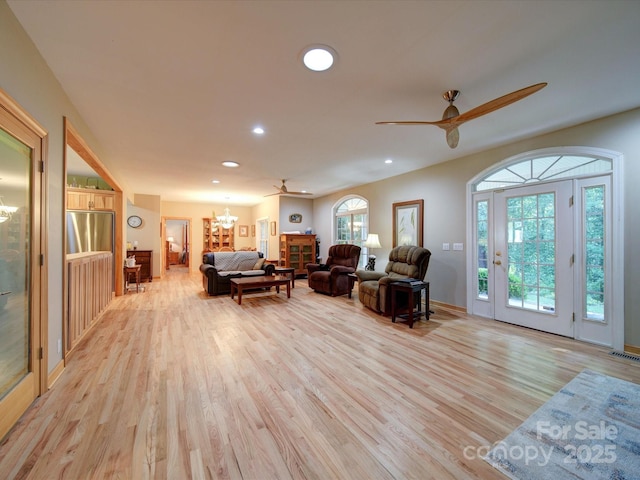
493 181 574 336
0 91 46 440
471 175 616 347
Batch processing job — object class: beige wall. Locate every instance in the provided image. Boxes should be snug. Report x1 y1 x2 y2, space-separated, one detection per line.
161 200 255 270
313 108 640 345
279 196 314 234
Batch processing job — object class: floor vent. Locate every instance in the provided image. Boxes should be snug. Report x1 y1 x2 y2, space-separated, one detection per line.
610 351 640 362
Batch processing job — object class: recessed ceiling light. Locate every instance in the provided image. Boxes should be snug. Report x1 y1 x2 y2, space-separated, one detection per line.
211 179 220 184
385 159 393 164
222 161 239 168
302 45 336 72
253 126 264 135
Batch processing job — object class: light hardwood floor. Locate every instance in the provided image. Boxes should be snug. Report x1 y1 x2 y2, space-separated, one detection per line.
1 269 639 479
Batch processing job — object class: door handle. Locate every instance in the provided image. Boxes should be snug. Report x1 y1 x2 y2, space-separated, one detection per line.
494 260 502 265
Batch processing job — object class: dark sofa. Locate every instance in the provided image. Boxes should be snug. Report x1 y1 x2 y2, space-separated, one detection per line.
200 251 275 296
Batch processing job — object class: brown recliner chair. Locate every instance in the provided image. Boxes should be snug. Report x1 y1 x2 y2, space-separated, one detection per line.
307 244 361 296
356 245 431 315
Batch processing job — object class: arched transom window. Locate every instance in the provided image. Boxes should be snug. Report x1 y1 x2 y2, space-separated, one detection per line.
474 153 613 191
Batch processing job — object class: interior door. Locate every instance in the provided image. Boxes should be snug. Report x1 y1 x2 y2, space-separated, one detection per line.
0 108 44 440
493 181 574 337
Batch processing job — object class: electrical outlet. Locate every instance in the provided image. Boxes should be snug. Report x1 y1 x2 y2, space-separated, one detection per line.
57 338 62 354
453 243 464 251
442 243 450 251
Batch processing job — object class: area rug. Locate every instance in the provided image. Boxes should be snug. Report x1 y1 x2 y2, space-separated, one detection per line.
483 369 640 479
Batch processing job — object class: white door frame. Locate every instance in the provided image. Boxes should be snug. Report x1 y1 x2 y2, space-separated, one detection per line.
466 147 624 351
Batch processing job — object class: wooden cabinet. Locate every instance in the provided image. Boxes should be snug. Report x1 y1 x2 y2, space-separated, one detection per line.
67 252 113 352
202 218 234 252
127 249 153 282
168 251 180 265
67 188 115 211
279 234 316 276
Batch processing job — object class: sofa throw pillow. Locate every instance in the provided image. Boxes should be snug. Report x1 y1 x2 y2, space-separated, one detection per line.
253 257 266 270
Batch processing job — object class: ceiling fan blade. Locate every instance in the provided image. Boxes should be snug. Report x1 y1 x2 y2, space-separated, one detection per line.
376 83 547 132
375 120 444 126
454 82 547 125
265 179 312 196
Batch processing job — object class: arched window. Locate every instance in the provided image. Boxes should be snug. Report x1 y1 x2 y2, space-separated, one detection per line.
474 151 612 191
334 196 368 268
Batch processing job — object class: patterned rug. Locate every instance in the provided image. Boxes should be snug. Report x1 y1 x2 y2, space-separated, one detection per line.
484 369 640 479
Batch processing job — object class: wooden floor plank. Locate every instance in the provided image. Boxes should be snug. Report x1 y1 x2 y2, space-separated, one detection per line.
1 268 639 479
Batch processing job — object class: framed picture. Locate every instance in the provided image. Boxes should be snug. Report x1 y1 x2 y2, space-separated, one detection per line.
392 199 424 248
289 213 302 223
270 221 277 236
251 224 255 237
239 225 249 237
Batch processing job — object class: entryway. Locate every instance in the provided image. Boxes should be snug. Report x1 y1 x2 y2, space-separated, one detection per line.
468 147 623 350
163 217 191 273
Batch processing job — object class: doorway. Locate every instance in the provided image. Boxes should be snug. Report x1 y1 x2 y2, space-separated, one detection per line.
468 148 623 349
163 217 191 273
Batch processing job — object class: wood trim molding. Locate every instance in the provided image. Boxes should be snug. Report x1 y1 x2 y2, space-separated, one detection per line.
624 344 640 355
0 88 47 137
47 359 65 388
430 300 467 313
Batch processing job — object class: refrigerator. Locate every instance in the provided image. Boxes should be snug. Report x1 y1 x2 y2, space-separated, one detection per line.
66 210 115 255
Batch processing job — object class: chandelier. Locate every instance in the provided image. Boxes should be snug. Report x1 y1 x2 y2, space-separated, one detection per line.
0 197 18 224
214 207 238 229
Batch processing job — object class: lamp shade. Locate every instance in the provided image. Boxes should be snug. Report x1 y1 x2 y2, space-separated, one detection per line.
363 233 382 249
167 237 174 243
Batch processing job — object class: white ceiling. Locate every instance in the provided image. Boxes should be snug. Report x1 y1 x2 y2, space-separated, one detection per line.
8 0 640 206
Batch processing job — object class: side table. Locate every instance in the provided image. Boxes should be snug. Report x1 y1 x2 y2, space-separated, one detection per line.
124 265 142 294
274 266 296 288
346 273 358 299
390 280 430 328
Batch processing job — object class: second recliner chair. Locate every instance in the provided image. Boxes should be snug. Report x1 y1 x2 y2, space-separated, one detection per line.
356 245 431 315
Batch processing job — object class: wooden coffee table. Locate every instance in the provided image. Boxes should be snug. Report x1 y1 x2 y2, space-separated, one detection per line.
230 275 291 305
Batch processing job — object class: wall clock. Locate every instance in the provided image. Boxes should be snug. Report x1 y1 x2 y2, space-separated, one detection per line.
127 215 142 228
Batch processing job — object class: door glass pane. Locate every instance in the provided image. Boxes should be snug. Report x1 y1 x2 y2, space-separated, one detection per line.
584 185 605 320
476 200 488 298
506 193 556 312
0 128 31 400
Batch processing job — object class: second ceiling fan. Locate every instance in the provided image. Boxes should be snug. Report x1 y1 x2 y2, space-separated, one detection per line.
376 82 547 148
264 179 312 197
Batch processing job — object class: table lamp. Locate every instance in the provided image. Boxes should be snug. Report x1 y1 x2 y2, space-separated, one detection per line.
167 237 174 251
363 233 382 271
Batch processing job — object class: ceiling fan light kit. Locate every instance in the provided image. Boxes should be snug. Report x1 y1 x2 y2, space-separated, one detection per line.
377 82 547 148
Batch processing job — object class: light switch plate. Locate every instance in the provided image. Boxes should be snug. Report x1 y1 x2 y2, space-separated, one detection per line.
453 243 464 251
442 243 450 251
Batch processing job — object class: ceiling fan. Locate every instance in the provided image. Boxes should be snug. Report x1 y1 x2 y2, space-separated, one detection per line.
264 179 313 197
376 82 547 149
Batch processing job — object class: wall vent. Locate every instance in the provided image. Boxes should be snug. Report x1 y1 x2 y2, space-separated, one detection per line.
609 351 640 362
